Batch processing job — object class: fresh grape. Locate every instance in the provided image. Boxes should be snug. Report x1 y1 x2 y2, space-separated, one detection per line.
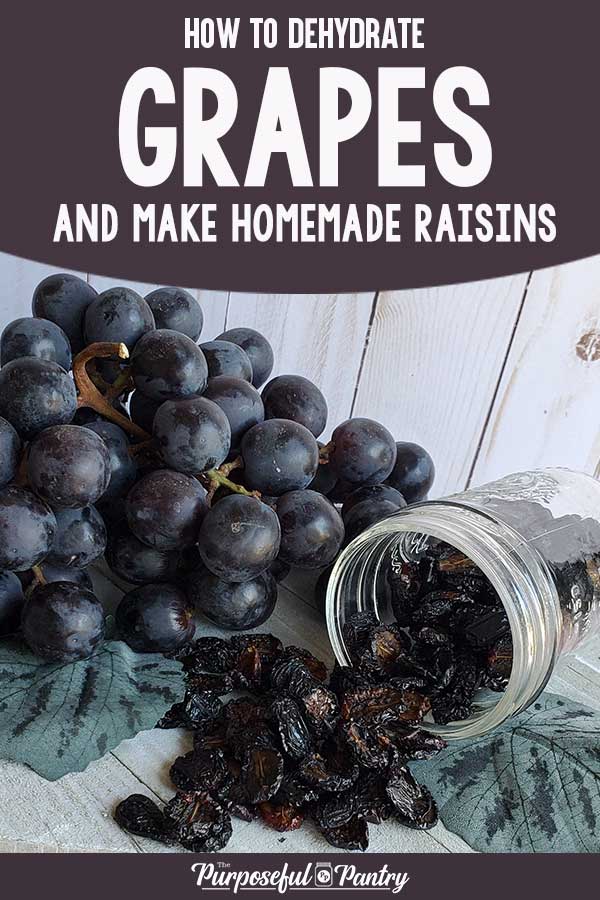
0 358 77 440
84 287 155 349
145 287 203 340
200 340 253 382
116 583 194 653
386 442 435 503
241 419 319 495
189 568 277 631
21 582 105 662
197 494 280 583
131 329 208 402
129 390 161 433
343 497 405 544
261 375 327 438
215 327 274 388
106 525 173 585
126 469 208 550
0 571 24 635
342 484 407 519
0 486 56 571
276 490 344 569
153 397 231 475
28 425 111 508
1 317 72 369
32 273 97 353
0 416 21 488
330 418 397 486
36 564 93 591
47 506 107 568
307 442 338 496
203 376 265 452
83 421 138 499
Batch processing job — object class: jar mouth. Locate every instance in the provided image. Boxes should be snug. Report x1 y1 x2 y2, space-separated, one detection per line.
326 501 563 740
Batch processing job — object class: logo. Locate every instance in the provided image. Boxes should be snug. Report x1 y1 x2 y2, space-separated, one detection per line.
314 863 333 887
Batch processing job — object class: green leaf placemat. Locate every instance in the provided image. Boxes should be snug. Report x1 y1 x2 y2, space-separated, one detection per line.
0 638 184 781
414 693 600 853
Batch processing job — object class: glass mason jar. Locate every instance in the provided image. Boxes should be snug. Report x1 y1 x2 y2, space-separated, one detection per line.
326 468 600 740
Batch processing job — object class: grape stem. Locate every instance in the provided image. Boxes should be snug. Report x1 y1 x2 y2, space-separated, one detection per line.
201 458 261 503
319 441 334 463
31 565 47 587
73 343 151 442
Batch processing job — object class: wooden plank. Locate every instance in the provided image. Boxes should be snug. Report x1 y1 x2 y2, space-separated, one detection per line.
470 257 600 485
224 293 377 437
351 275 530 497
0 252 83 324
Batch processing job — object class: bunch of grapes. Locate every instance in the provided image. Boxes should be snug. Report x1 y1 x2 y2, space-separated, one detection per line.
0 274 434 663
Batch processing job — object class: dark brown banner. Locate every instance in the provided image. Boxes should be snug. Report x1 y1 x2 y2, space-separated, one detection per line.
1 1 598 291
1 852 596 897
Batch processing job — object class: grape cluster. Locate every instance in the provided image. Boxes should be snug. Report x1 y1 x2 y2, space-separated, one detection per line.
0 274 435 663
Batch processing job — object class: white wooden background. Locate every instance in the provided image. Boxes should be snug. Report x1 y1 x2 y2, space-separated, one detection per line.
1 251 600 854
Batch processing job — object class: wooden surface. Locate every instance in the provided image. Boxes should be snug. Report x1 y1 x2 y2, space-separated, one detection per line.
2 252 600 852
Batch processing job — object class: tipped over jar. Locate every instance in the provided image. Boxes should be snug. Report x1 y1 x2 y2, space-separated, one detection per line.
326 468 600 740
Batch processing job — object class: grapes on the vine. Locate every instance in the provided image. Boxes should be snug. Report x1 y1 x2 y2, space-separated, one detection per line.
21 582 105 662
203 376 265 452
189 568 277 631
32 273 97 353
276 490 344 569
330 418 397 486
0 357 77 439
48 505 107 568
131 329 208 402
145 287 203 341
215 327 274 388
116 583 194 653
200 340 253 382
28 425 111 509
241 419 319 495
153 396 231 475
197 494 280 583
1 317 72 370
126 469 208 550
262 375 327 438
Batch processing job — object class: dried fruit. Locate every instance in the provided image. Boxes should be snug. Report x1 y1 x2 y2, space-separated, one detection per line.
241 746 285 803
164 792 233 852
385 766 438 830
319 814 369 851
114 794 172 844
259 801 304 832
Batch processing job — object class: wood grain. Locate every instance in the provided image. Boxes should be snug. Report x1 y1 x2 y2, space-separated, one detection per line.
351 275 530 496
224 292 376 436
469 257 600 485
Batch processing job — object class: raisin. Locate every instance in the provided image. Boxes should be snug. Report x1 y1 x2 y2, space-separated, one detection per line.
259 801 304 832
354 775 394 824
330 662 377 697
383 726 447 761
182 637 236 674
385 766 438 830
313 792 356 830
169 749 230 793
411 591 467 627
340 720 390 771
164 791 233 852
282 646 328 682
187 672 235 696
298 752 359 793
342 610 380 662
361 624 411 674
157 690 223 731
436 550 476 574
270 697 313 760
319 815 369 851
114 794 173 844
341 685 430 725
241 746 284 803
432 653 480 724
460 607 510 650
485 635 513 690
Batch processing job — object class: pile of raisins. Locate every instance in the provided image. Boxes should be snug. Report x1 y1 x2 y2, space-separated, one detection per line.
114 633 444 852
381 541 513 724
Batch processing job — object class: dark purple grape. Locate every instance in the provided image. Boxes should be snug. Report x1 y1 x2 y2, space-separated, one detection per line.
47 506 107 568
342 484 406 519
32 273 97 353
0 416 21 489
153 397 230 475
131 329 208 402
28 425 111 509
145 287 203 340
37 563 93 591
0 486 56 571
129 390 161 434
84 287 155 349
197 495 280 583
343 497 405 544
83 421 137 499
331 418 397 486
203 376 265 452
241 419 319 496
200 341 253 382
261 375 327 438
1 317 72 370
22 582 105 662
0 358 77 440
0 571 24 635
386 442 435 503
276 490 344 569
116 583 194 653
215 328 274 389
126 470 208 550
189 568 277 631
106 525 173 585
